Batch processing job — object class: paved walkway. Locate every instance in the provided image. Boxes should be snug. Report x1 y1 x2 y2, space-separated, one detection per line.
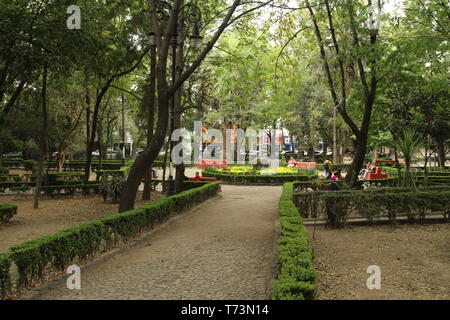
31 185 281 300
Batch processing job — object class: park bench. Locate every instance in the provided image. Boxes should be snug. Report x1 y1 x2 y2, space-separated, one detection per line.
197 159 228 170
188 177 218 182
366 166 389 180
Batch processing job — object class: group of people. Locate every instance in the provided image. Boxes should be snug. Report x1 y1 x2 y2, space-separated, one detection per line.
323 160 343 191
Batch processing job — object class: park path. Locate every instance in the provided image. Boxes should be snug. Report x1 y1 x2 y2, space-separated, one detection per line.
30 185 281 300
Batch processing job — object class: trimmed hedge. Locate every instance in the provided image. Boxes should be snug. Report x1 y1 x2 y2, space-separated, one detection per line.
203 169 316 184
0 253 11 299
0 181 220 299
0 182 99 196
272 183 316 300
1 159 125 172
0 204 18 223
294 186 450 228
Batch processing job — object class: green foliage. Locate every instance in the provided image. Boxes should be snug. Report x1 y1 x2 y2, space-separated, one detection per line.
23 160 36 172
0 253 12 299
0 204 17 223
0 168 9 175
295 187 450 227
99 175 125 203
273 183 316 300
203 168 317 184
394 129 425 188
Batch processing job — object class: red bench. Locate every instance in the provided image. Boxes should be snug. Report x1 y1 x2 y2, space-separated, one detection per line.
188 177 218 182
366 166 389 180
295 162 317 169
197 159 228 170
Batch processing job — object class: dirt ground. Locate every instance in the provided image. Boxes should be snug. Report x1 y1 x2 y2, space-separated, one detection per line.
307 223 450 300
0 192 164 253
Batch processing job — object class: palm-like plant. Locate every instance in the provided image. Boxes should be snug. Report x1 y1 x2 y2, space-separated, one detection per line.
394 129 424 188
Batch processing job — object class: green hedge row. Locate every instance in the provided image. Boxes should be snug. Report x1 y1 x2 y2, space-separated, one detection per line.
203 171 316 184
0 182 99 196
0 182 220 299
0 204 17 224
95 170 126 178
2 159 125 172
294 187 450 228
272 183 316 300
0 172 84 185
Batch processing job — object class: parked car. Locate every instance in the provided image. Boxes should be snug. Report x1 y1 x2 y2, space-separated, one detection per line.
2 151 23 158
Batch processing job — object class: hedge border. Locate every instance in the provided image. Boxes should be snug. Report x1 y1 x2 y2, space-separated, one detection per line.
294 186 450 227
203 169 317 184
0 182 220 299
272 183 316 300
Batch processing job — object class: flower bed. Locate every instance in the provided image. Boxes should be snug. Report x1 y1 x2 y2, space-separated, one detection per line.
203 166 317 184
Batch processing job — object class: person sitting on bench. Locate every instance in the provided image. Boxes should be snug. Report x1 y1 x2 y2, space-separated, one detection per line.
193 172 203 181
288 157 297 168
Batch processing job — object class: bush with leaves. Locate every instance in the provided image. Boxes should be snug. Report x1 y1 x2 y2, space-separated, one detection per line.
0 204 17 223
272 183 316 300
99 175 125 203
295 186 450 227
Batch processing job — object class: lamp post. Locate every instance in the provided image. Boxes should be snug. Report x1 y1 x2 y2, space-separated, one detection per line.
121 93 126 167
149 1 203 194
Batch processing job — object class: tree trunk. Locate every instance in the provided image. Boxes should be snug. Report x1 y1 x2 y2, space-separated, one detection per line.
56 147 66 172
84 84 111 184
119 93 170 212
34 65 49 209
345 134 367 186
436 138 446 168
143 45 157 201
174 9 186 194
84 79 91 172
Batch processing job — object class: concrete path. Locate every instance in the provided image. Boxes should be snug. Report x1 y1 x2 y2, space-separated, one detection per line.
31 185 281 300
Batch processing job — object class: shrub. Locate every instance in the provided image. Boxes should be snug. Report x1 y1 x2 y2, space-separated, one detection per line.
273 183 316 300
99 175 125 203
0 182 220 299
23 160 36 172
0 204 17 223
203 168 317 184
0 168 9 175
0 253 12 299
294 187 450 227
